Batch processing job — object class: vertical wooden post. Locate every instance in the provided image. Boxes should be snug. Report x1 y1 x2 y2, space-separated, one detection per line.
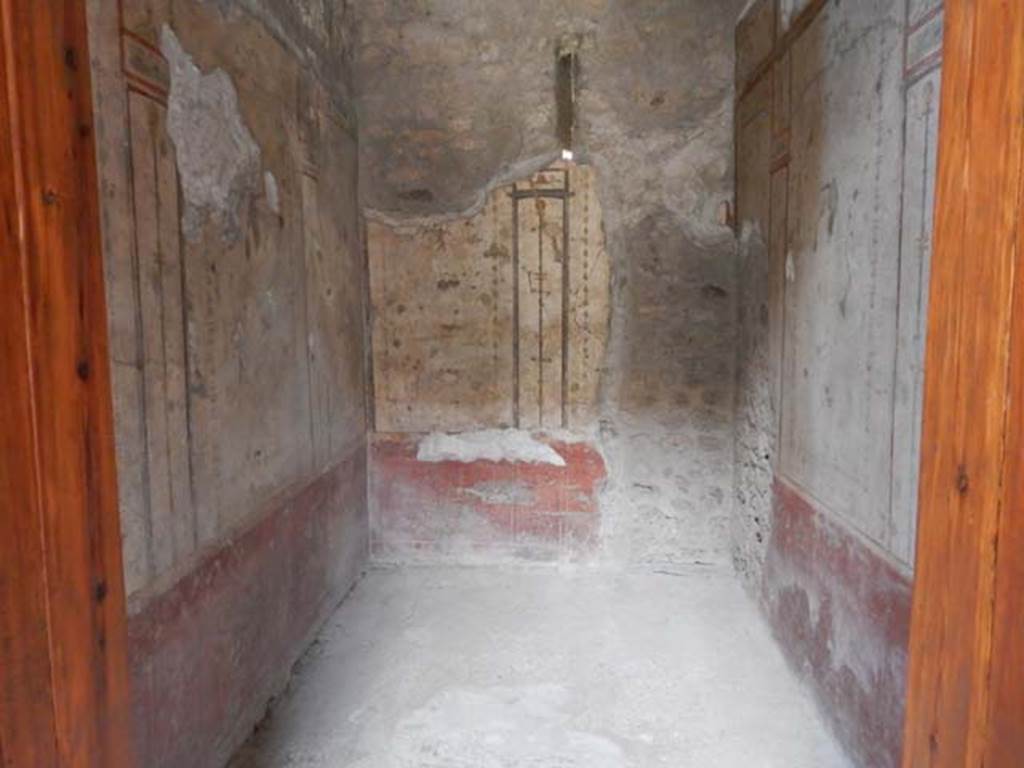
903 0 1024 765
0 0 133 765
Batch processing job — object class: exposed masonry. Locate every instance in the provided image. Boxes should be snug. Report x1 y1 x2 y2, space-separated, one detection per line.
732 222 775 585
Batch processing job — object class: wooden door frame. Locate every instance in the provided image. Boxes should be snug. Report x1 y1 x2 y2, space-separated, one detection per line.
0 0 132 765
903 0 1024 765
3 0 1023 766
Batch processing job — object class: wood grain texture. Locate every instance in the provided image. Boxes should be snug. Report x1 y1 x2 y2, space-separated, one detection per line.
902 0 1024 765
0 0 132 765
984 179 1024 764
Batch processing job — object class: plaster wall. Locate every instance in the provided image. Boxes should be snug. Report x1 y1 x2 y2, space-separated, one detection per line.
732 0 943 764
87 2 368 765
90 0 366 604
733 0 942 592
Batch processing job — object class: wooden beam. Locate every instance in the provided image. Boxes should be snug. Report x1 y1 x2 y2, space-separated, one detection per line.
903 0 1024 765
0 0 132 765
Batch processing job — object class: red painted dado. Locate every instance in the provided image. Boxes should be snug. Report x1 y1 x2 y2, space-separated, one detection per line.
370 433 607 562
127 446 368 768
763 478 912 768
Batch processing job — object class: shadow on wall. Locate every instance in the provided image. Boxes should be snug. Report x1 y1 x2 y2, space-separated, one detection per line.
599 205 737 565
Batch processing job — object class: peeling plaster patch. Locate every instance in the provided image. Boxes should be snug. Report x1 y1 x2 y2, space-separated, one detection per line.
417 430 567 467
161 25 261 242
263 171 280 214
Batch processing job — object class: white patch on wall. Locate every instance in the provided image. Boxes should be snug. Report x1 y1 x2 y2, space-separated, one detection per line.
778 0 817 30
264 171 280 214
417 429 566 467
160 25 262 241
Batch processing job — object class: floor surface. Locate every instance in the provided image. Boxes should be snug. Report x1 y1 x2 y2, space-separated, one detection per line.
231 566 852 767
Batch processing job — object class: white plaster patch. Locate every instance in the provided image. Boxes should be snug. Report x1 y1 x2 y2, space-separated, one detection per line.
417 430 566 467
263 171 280 214
161 25 261 241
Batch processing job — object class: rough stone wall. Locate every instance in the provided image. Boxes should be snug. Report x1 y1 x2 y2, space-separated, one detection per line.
732 218 778 581
732 15 785 586
732 1 944 764
355 0 744 567
88 0 367 601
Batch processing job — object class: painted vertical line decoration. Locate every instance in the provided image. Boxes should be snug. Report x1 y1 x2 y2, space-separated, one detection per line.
152 127 178 553
489 193 502 422
125 97 158 579
512 191 520 428
537 194 545 427
561 169 570 428
582 175 591 419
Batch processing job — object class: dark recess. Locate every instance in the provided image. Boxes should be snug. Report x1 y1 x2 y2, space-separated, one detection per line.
556 48 577 150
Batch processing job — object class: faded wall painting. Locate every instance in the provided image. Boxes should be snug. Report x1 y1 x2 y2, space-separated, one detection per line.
369 163 610 433
94 0 366 597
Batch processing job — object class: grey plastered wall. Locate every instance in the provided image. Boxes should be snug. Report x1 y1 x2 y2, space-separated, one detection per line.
732 0 944 583
87 0 367 601
354 0 745 567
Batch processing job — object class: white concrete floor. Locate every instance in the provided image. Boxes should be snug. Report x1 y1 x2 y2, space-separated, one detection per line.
231 566 852 768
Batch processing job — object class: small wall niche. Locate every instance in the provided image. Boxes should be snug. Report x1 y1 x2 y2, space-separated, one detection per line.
556 40 579 151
